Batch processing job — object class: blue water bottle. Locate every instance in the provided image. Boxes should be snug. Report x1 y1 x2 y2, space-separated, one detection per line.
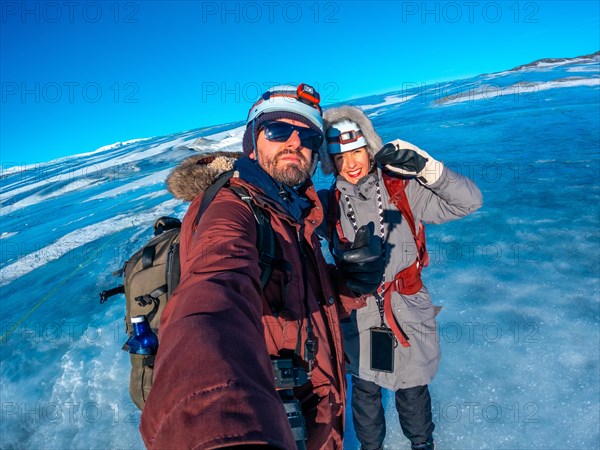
127 315 159 355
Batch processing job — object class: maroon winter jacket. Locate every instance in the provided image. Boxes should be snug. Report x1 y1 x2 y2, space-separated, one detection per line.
140 154 354 449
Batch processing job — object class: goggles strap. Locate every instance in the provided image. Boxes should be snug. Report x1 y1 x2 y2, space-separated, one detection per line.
251 91 322 114
252 117 259 161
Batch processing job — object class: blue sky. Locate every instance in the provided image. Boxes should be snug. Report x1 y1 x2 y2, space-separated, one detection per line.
1 1 598 168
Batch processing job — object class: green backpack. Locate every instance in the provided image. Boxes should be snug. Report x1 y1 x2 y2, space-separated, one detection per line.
100 171 275 409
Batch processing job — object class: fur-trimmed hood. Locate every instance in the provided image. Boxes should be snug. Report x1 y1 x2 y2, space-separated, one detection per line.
318 106 383 175
167 151 242 202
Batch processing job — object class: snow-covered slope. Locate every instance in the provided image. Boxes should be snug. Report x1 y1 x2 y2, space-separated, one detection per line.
1 53 598 450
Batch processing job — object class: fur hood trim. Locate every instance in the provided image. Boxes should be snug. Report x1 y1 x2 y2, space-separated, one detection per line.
318 106 382 175
167 151 242 202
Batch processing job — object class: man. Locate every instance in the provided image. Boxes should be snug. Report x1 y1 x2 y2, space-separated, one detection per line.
139 85 381 449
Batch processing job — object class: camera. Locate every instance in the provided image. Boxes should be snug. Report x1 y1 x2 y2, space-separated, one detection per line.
272 359 309 449
272 358 309 389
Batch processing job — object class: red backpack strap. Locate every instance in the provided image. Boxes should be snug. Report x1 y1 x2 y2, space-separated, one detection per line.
327 187 350 248
326 187 338 240
382 172 429 268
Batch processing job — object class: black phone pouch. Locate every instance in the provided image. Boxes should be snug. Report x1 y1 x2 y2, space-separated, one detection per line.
370 327 395 372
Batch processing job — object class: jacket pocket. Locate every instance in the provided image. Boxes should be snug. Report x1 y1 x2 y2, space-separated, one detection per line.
129 353 155 410
263 258 296 317
394 289 442 345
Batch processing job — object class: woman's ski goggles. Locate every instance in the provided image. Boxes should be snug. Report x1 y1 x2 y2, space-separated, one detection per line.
261 121 324 152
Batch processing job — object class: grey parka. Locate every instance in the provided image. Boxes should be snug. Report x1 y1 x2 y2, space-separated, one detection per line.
322 107 483 391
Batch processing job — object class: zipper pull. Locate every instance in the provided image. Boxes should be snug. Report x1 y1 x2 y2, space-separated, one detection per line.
304 323 317 379
297 229 306 257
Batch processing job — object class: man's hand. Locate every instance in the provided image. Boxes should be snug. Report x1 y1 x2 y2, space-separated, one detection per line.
339 223 384 295
375 139 444 185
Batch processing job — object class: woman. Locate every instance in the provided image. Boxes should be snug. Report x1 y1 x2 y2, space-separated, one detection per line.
319 106 483 450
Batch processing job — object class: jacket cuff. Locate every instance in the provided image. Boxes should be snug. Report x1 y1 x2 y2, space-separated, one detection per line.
329 265 368 318
423 165 449 189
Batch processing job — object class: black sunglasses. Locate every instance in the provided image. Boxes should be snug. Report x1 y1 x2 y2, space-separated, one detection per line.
260 121 323 152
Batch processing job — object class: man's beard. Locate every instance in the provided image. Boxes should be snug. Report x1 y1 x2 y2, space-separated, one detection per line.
260 150 312 186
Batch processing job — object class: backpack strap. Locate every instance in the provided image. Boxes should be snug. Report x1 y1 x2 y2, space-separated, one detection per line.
326 186 351 251
193 171 275 289
141 245 156 270
167 241 181 298
325 186 338 242
195 170 236 227
135 286 167 307
382 171 429 268
229 185 275 289
99 284 125 303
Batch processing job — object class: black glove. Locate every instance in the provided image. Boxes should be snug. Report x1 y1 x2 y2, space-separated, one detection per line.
375 142 428 174
375 139 444 184
339 223 384 295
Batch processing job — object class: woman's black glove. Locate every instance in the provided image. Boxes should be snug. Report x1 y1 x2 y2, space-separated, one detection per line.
339 223 384 295
375 139 443 185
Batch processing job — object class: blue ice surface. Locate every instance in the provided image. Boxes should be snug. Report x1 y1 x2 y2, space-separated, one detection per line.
1 59 598 450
